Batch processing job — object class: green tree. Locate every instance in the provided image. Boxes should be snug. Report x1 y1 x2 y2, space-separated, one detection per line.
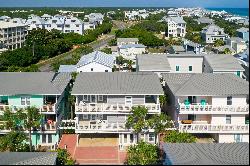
125 106 148 142
116 55 124 71
126 141 160 165
159 95 168 108
100 47 112 54
57 148 75 165
163 130 196 143
147 113 173 144
223 48 232 54
108 38 117 46
23 107 42 152
214 39 225 47
127 60 133 72
0 131 29 152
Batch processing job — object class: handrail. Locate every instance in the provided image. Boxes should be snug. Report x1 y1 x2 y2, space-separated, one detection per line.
178 104 249 113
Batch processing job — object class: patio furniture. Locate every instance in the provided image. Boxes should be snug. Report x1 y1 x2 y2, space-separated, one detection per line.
181 120 192 124
43 106 48 112
184 99 190 109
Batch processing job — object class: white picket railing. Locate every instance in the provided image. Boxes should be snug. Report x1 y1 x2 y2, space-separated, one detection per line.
178 104 249 114
0 104 57 114
179 124 249 133
75 103 160 114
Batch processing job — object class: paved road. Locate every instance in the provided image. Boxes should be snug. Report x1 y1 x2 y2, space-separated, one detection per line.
38 35 115 72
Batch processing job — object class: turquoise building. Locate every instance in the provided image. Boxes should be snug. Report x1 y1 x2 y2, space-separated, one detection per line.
0 72 71 149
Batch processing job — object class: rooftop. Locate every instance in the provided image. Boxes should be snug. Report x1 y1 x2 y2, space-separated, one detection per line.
162 143 249 165
170 17 186 24
0 21 26 28
58 65 77 72
119 44 146 49
205 54 244 71
72 72 164 95
0 152 57 165
237 27 249 33
76 51 116 68
117 38 139 43
162 73 249 96
136 54 171 72
0 72 71 95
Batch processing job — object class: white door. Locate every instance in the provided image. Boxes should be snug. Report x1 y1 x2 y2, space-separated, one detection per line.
125 96 132 105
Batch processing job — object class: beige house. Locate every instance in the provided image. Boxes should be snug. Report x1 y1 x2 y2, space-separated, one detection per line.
162 73 249 143
226 37 248 54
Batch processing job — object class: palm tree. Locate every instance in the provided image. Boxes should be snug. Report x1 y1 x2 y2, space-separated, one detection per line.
125 106 148 143
23 107 41 152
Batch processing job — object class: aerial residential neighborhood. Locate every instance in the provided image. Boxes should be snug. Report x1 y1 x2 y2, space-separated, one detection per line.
0 0 249 165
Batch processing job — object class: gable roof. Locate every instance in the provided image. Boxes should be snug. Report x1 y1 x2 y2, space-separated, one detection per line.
58 65 77 72
0 152 57 165
119 44 146 49
171 17 186 24
204 54 244 71
72 72 164 95
136 54 171 71
162 143 249 165
162 73 249 96
117 38 139 43
237 27 249 33
0 72 71 95
76 51 115 69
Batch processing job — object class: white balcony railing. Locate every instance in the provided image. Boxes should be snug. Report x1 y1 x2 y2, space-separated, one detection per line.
179 124 249 133
0 104 57 114
75 103 160 114
178 104 249 114
75 122 129 133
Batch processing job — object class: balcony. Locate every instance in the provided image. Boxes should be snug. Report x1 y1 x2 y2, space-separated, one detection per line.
179 123 249 134
75 121 130 133
0 104 57 114
0 121 57 133
178 104 249 114
75 103 160 114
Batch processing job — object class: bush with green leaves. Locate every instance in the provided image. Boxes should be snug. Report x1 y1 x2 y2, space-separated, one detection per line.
57 148 75 165
163 130 196 143
0 131 30 152
126 141 160 165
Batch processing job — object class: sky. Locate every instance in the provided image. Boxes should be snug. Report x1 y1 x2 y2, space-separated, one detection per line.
0 0 249 8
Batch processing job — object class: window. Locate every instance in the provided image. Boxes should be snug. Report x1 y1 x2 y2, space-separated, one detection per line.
91 114 96 120
226 115 231 124
42 134 46 143
149 133 155 142
130 134 134 143
83 114 89 120
175 65 180 72
76 25 79 27
48 134 52 143
91 68 93 71
125 96 132 105
83 95 88 101
188 114 196 121
188 66 193 72
98 95 103 101
124 134 127 143
21 96 30 105
227 96 232 105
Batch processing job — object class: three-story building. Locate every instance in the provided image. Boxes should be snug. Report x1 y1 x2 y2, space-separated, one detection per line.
162 73 249 143
70 72 164 150
0 72 71 149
